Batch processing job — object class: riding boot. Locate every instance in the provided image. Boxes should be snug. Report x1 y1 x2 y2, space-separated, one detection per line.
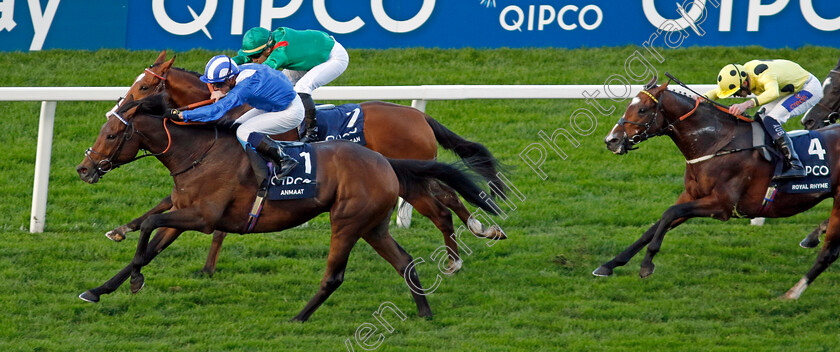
250 133 299 179
298 92 318 143
774 132 806 179
245 147 270 188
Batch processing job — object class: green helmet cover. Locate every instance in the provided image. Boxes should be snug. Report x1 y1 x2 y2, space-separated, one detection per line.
241 27 272 54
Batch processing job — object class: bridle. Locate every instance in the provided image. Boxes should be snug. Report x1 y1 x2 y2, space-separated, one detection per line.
85 109 219 178
616 90 666 145
84 111 173 176
616 89 709 146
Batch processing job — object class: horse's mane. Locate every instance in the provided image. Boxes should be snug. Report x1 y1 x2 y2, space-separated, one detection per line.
665 88 747 122
171 66 202 78
119 93 170 116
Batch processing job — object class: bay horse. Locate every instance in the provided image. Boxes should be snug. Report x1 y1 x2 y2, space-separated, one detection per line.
105 51 506 275
75 94 500 321
595 77 840 300
788 55 840 249
800 55 840 131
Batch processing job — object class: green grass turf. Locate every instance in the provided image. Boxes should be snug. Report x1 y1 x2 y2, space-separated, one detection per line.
1 46 839 351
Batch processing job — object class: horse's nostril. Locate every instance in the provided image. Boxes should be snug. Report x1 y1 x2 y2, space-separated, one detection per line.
606 137 618 145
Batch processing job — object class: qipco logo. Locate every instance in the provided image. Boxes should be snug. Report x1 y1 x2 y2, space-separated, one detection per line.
500 4 603 31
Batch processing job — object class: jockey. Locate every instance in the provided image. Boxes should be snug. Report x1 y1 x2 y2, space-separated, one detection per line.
168 55 303 187
232 26 350 143
703 60 824 179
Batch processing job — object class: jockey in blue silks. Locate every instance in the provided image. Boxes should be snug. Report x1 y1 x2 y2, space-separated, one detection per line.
168 55 304 187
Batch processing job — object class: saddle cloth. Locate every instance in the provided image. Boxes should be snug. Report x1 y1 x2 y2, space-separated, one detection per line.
759 128 833 194
301 103 366 145
261 142 318 200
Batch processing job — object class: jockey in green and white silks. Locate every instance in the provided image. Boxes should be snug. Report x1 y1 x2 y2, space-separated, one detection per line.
233 27 350 143
703 59 824 179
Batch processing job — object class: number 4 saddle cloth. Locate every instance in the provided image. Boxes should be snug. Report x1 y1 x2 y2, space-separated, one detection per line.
769 129 833 194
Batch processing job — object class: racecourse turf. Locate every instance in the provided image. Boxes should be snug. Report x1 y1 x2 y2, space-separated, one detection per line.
1 47 839 351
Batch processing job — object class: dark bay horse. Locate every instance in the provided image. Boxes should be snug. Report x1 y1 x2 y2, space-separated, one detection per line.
105 51 506 275
76 94 500 321
788 56 840 248
800 55 840 131
596 78 840 300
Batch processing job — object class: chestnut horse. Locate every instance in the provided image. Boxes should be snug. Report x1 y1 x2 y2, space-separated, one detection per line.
105 51 506 275
76 94 500 321
596 78 840 300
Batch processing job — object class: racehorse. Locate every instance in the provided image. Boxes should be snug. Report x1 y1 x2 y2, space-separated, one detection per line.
789 55 840 248
595 77 840 300
799 55 840 130
75 94 500 321
105 50 506 275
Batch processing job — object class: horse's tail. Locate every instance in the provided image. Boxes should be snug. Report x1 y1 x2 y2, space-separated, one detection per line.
424 116 507 196
387 159 499 216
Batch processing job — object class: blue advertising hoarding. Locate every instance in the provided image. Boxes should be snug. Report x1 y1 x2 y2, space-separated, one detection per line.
1 0 839 52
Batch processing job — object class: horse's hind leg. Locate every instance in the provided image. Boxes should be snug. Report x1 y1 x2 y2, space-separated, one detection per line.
432 182 506 240
201 231 228 276
291 226 361 322
800 219 828 249
405 191 462 274
361 218 432 319
783 206 840 299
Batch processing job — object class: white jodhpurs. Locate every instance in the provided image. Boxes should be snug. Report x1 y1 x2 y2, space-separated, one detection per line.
762 74 824 123
234 95 304 145
283 41 349 95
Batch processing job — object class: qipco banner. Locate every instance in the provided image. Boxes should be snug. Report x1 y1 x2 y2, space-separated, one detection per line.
0 0 839 52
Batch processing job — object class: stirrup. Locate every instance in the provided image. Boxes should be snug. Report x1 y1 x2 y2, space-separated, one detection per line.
270 158 299 185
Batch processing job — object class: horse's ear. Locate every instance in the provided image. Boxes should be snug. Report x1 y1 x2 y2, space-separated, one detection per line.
154 50 167 65
644 75 658 90
160 56 176 73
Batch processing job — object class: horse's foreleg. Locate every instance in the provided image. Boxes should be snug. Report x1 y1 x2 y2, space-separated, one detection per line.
783 206 840 299
432 182 506 240
81 227 184 302
639 196 725 278
105 196 174 242
405 191 462 274
800 219 828 249
594 192 692 277
81 209 207 303
291 225 360 322
201 231 228 276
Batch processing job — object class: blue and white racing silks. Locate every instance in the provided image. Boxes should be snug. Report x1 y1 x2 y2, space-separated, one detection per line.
182 64 297 123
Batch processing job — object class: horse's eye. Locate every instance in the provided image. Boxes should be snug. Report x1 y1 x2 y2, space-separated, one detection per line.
106 134 117 140
140 86 149 91
638 108 647 114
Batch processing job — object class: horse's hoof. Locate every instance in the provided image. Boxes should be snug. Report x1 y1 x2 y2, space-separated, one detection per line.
130 274 145 294
105 230 125 242
799 238 820 249
639 265 655 278
79 291 100 303
489 225 508 240
289 316 306 323
442 259 463 275
592 266 613 277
